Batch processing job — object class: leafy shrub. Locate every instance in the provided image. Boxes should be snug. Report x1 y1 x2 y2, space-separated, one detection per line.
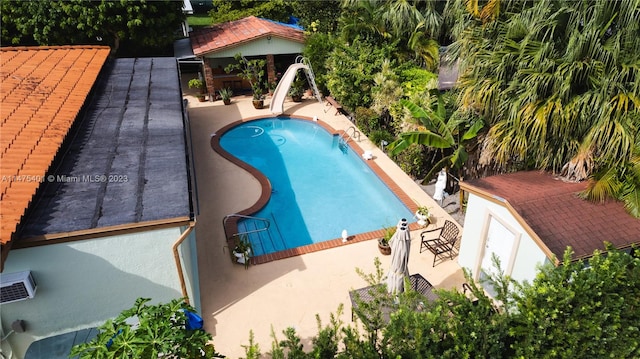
371 59 403 116
70 298 223 358
354 106 380 135
292 1 342 34
392 143 430 179
303 32 336 95
239 248 640 358
325 38 399 111
368 130 395 149
510 247 640 358
208 0 293 24
399 67 438 97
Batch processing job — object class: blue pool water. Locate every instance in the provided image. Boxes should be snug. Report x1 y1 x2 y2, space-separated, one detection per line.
219 118 414 256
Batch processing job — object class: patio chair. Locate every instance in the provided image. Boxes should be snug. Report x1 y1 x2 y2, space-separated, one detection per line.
420 220 459 267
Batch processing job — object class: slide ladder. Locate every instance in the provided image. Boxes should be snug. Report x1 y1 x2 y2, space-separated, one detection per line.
270 56 323 115
299 56 323 105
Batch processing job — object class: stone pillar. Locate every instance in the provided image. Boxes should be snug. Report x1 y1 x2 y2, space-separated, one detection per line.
202 58 215 98
266 54 276 87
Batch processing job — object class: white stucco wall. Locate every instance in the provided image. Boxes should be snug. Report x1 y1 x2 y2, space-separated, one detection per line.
458 194 549 285
1 226 189 358
205 37 304 58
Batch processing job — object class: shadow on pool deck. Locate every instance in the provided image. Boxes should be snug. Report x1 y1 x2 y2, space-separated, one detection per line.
187 93 467 358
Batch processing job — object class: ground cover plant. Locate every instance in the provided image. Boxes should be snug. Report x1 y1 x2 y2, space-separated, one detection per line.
70 298 224 358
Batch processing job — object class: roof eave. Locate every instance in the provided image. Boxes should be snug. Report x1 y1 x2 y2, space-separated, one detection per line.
193 33 304 56
14 217 193 250
460 181 559 264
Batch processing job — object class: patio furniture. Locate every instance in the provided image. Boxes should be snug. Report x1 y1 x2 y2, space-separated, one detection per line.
420 220 459 267
325 96 343 115
349 273 438 322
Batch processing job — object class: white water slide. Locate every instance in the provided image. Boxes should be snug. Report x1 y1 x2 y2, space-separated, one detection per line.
270 57 323 115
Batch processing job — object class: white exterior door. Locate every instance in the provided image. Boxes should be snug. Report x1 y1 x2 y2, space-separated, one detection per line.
477 216 519 296
481 217 516 276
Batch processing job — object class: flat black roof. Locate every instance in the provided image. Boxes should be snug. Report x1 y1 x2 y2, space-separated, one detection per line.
20 58 192 238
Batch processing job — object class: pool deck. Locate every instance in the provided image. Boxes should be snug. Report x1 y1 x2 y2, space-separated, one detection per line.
187 94 467 358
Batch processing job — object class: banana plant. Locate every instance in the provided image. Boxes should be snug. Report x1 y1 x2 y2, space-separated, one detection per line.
388 94 484 184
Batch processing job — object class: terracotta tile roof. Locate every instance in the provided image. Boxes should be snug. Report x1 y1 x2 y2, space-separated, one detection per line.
0 45 110 268
190 16 304 56
461 171 640 260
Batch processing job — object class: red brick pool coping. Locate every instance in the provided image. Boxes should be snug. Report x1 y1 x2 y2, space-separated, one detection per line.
211 114 421 265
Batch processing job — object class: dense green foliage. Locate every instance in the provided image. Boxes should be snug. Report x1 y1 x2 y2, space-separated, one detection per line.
238 248 640 358
354 107 382 136
0 0 185 55
399 68 439 98
338 0 442 46
70 298 223 359
208 0 293 24
450 0 640 215
511 248 640 358
392 143 430 180
325 38 399 110
207 0 341 33
302 32 337 95
290 0 342 34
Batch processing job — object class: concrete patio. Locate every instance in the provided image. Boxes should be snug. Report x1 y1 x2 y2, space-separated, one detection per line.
186 93 467 358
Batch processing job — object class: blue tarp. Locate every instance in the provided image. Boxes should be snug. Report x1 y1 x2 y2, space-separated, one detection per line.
184 310 204 330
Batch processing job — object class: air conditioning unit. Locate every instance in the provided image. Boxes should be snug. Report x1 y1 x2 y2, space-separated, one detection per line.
1 271 37 304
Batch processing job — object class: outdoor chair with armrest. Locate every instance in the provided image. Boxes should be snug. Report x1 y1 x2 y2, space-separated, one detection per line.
420 220 460 267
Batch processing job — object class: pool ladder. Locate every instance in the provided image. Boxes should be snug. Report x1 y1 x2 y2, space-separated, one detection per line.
337 126 361 153
339 126 361 144
223 213 270 235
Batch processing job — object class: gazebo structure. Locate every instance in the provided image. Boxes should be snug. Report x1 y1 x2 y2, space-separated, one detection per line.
189 16 305 96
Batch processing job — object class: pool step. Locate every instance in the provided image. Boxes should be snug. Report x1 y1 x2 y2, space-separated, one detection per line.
237 214 286 256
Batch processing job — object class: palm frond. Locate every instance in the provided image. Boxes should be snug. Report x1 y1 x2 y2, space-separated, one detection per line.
621 184 640 218
381 0 425 38
580 167 622 203
561 144 594 182
479 0 500 23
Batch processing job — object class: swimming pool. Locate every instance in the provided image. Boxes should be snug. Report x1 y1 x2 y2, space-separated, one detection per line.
219 117 414 256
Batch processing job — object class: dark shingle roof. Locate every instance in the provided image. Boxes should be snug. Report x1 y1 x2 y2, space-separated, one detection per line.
461 171 640 260
18 58 192 241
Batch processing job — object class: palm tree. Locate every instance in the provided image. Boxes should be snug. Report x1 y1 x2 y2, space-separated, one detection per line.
340 0 443 67
408 22 440 71
449 0 640 216
379 0 425 39
339 0 388 42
